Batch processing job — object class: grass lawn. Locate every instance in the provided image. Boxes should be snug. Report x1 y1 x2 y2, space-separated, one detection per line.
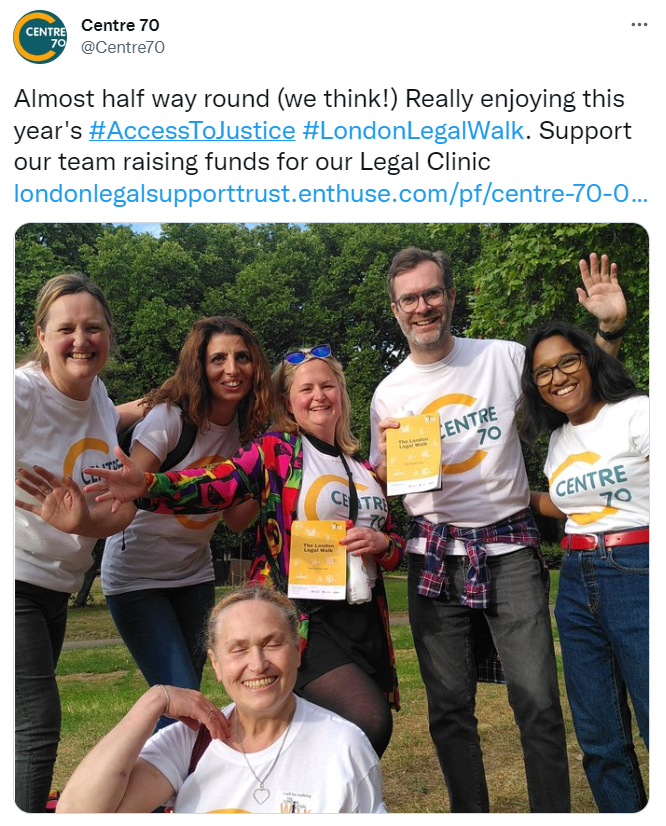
54 572 647 812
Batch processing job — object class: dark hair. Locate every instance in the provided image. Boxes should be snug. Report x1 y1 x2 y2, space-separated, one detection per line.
518 320 643 450
22 272 113 369
144 316 272 442
387 247 453 300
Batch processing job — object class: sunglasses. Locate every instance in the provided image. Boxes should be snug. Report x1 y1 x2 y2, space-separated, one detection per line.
284 344 332 364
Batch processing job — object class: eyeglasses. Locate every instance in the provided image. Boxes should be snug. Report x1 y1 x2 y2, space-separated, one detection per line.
394 286 448 313
532 353 584 386
284 344 332 364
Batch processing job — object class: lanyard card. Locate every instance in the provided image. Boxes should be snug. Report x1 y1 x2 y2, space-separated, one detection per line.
287 520 347 600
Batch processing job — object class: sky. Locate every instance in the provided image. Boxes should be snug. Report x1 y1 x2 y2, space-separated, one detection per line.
114 222 162 236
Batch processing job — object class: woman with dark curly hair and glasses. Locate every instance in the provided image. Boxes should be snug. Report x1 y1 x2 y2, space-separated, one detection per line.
518 321 648 813
18 345 405 758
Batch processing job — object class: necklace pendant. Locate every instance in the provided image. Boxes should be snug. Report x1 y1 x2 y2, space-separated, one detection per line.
253 786 270 805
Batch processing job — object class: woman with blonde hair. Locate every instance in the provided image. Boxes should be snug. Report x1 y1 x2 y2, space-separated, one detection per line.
15 273 124 812
56 586 387 813
20 346 404 756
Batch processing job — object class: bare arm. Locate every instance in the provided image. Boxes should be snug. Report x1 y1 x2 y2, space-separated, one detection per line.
116 398 146 431
577 253 628 358
530 490 566 520
57 685 229 813
223 499 260 532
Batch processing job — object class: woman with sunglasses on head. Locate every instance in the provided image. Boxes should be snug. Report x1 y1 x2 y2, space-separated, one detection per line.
518 321 648 813
26 345 405 757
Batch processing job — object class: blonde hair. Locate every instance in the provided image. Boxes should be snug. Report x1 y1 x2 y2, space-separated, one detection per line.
22 272 113 369
206 585 300 650
271 353 360 455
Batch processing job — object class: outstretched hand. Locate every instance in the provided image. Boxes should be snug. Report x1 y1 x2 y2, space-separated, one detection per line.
577 253 627 328
84 445 148 513
15 466 92 535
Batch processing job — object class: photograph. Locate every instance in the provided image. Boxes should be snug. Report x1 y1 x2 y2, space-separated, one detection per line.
14 222 649 813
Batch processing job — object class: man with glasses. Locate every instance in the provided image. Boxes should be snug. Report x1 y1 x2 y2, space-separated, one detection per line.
370 247 626 813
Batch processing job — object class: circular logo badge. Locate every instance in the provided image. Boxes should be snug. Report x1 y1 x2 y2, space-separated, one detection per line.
14 10 67 63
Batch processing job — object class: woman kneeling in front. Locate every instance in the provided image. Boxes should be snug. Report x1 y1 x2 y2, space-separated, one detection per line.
56 586 387 814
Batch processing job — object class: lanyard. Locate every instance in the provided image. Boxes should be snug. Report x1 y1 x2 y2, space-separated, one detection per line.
302 432 359 523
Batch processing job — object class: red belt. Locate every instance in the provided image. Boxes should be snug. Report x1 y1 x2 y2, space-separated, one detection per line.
561 528 649 551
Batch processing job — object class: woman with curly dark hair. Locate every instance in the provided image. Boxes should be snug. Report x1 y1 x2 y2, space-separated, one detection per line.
100 317 272 720
519 321 648 813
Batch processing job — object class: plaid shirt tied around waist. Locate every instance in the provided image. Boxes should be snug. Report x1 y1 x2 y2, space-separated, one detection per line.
413 508 541 608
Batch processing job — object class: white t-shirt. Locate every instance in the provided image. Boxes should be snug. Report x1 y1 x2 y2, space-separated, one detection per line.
140 696 387 813
544 396 649 534
14 364 120 593
102 403 240 594
297 439 389 531
370 337 529 555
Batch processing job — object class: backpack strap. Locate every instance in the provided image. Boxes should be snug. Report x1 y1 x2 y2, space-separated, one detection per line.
160 419 198 471
116 415 198 472
162 725 212 812
187 724 212 775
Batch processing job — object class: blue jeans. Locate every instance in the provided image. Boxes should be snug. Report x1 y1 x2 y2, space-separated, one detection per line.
555 540 649 812
408 550 570 813
15 580 69 812
106 582 215 729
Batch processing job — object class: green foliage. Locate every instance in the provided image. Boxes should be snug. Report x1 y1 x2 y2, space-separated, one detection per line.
15 223 112 348
541 543 564 571
463 223 648 390
16 222 648 430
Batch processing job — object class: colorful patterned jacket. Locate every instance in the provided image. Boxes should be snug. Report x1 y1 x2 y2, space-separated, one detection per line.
140 431 405 707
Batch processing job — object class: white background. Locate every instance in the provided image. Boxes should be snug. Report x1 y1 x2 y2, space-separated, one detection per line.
5 1 659 820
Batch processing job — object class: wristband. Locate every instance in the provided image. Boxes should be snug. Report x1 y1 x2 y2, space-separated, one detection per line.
597 325 627 341
158 684 170 716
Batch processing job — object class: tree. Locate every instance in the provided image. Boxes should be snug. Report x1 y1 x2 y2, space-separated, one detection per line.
15 224 113 350
463 223 648 390
15 223 112 270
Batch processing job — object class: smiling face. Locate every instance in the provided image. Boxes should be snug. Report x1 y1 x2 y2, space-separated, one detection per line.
391 260 456 363
204 333 255 424
286 358 342 444
209 601 300 723
37 292 111 400
532 334 604 425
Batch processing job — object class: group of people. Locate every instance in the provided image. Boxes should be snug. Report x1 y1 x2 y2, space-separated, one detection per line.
15 246 648 813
